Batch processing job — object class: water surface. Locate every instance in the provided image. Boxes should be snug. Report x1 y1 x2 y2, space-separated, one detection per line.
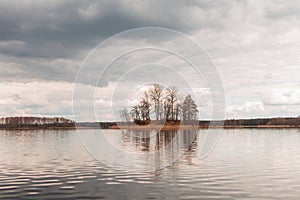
0 129 300 199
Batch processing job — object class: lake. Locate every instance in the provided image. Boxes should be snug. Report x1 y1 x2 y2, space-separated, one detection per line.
0 128 300 199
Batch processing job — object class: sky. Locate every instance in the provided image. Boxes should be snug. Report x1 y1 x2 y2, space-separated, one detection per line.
0 0 299 121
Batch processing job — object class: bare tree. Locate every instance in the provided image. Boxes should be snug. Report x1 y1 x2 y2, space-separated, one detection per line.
163 98 172 120
139 91 151 121
131 104 141 122
119 107 131 122
148 84 163 120
165 87 179 121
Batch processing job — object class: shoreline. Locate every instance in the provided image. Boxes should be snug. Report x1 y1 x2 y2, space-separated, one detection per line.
0 125 298 131
110 124 300 130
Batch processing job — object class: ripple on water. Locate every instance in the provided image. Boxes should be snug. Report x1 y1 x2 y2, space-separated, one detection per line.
1 129 300 199
59 185 75 190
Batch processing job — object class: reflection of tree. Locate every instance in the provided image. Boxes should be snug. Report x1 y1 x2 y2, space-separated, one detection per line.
121 130 152 152
121 129 197 153
182 129 198 151
119 129 199 169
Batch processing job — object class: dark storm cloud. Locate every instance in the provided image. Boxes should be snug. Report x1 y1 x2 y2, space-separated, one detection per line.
0 0 227 59
0 0 232 83
264 1 300 20
0 0 139 58
0 0 299 86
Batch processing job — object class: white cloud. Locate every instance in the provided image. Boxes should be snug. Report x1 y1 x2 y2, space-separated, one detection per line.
0 81 74 118
226 102 265 119
78 4 99 20
260 88 300 106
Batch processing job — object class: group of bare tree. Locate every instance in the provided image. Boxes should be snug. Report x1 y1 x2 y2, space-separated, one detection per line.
119 84 199 124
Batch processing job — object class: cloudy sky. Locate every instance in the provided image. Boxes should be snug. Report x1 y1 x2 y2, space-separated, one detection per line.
0 0 299 121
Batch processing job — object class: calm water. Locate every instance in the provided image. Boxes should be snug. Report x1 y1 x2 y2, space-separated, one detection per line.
0 128 300 199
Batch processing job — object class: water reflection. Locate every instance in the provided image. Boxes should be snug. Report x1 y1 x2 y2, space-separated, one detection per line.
120 129 197 152
78 129 198 172
2 129 300 199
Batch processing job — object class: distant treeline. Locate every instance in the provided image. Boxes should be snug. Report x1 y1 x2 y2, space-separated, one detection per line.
0 117 75 129
223 117 300 127
198 117 300 128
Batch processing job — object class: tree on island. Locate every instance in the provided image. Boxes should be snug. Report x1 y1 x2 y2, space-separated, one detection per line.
163 87 179 121
148 83 163 120
119 107 131 123
140 92 151 121
119 85 199 125
182 95 198 121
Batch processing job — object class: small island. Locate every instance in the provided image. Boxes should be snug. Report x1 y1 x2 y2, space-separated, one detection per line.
117 84 200 130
